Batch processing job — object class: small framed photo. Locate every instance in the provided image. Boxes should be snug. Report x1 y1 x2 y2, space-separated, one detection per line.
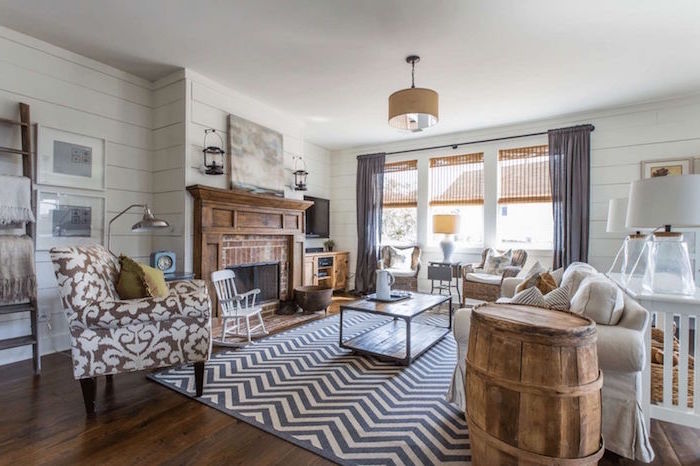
641 158 693 178
37 125 105 191
37 190 105 250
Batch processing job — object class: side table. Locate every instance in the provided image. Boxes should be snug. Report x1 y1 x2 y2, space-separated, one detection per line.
428 261 462 302
163 271 195 282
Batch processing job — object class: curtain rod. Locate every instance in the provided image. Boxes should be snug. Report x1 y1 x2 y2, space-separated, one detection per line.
380 124 595 156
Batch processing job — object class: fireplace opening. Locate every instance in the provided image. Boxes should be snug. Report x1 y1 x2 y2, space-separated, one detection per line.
227 261 280 303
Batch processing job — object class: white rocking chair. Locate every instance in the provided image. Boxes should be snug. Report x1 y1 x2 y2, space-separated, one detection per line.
211 269 268 343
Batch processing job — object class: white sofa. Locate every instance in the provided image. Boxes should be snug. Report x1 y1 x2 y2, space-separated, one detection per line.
448 264 655 463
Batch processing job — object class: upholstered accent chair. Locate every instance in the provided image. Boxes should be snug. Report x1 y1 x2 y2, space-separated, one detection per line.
50 245 212 415
461 248 527 302
380 245 422 291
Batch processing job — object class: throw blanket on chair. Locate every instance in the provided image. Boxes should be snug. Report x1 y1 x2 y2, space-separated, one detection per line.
0 235 36 304
0 175 35 225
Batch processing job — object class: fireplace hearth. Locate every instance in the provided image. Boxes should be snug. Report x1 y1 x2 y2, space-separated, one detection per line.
228 262 280 303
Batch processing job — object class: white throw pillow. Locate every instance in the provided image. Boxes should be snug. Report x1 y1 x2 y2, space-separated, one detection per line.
550 267 565 286
388 247 413 272
483 249 513 275
560 262 598 297
570 276 624 325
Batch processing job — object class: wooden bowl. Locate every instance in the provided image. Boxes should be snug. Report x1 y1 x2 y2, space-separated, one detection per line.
294 285 333 314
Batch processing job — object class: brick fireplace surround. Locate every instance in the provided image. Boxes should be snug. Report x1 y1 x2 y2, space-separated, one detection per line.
222 235 289 301
187 185 313 315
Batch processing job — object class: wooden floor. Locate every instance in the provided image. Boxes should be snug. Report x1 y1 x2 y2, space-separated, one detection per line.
1 295 699 465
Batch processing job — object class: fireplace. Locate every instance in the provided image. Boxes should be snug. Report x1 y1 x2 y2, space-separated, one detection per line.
227 262 280 303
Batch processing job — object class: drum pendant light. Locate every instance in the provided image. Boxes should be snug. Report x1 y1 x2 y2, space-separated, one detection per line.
388 55 439 132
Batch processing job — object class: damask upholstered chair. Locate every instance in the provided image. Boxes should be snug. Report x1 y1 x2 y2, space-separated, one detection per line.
461 248 527 302
50 245 212 415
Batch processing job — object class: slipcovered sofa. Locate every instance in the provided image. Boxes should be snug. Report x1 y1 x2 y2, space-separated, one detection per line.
448 263 655 462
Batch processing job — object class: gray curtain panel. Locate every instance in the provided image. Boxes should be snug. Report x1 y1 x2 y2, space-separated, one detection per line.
355 153 385 294
549 125 593 269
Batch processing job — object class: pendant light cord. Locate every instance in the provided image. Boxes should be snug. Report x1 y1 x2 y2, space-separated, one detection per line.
411 59 416 88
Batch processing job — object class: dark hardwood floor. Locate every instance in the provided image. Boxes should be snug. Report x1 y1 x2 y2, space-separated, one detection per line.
2 296 699 466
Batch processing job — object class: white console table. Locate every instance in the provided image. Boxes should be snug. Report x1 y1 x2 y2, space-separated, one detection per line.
610 274 699 428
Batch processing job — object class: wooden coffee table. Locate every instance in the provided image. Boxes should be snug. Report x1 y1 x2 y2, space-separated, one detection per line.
338 293 452 365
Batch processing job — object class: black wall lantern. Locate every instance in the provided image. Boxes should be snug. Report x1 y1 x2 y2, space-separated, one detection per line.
292 156 308 191
202 129 225 175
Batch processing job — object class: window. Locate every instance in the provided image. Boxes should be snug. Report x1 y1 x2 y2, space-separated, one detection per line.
497 144 553 249
429 153 484 246
381 160 418 245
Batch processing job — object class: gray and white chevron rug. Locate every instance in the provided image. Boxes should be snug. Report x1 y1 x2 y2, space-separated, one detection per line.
149 312 470 465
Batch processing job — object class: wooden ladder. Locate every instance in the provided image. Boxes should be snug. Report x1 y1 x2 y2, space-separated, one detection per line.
0 102 40 374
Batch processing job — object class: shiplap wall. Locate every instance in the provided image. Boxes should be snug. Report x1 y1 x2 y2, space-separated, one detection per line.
0 27 154 364
0 31 332 367
331 95 700 292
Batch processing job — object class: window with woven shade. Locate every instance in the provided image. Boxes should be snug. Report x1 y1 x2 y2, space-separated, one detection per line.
498 144 551 204
383 160 418 207
429 153 484 245
497 144 553 248
381 160 418 244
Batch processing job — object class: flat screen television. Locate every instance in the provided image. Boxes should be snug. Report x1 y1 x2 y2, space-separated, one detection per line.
304 196 330 238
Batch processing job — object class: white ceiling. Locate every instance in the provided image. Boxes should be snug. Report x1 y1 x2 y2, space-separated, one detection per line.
2 0 700 150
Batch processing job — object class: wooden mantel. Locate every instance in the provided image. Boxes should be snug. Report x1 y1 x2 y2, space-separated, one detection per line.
187 185 314 310
187 185 314 212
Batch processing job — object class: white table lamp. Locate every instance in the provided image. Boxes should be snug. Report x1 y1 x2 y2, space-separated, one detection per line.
606 198 648 283
433 214 460 262
626 175 700 295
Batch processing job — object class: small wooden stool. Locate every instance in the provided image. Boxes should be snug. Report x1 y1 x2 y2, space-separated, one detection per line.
465 304 604 465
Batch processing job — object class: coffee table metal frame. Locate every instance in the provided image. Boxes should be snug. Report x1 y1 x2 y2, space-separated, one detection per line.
338 293 452 366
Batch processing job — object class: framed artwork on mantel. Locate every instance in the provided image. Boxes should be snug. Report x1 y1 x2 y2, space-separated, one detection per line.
37 125 105 191
641 158 693 178
228 114 284 197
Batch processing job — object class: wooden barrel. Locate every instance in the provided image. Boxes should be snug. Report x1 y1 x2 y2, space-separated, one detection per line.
465 304 604 465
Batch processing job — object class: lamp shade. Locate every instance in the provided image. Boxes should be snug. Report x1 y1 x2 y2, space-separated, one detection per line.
626 174 700 229
388 88 439 132
131 207 169 232
606 198 629 233
433 214 460 234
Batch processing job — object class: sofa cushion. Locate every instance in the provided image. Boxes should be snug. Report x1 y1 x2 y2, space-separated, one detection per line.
561 262 598 297
385 267 416 278
465 272 502 285
570 275 624 325
483 249 512 275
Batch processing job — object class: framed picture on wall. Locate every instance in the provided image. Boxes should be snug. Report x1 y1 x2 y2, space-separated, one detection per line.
37 125 105 191
641 158 693 178
36 190 105 250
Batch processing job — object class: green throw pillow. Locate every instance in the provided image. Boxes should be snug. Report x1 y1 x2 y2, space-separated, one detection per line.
117 256 169 299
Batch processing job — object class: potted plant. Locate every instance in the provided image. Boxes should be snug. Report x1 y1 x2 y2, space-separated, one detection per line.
324 239 335 252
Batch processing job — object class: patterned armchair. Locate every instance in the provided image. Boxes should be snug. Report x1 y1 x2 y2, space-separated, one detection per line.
50 245 211 415
462 248 528 302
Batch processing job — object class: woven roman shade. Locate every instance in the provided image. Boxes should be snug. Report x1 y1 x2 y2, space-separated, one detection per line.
383 160 418 207
498 144 551 204
429 153 484 206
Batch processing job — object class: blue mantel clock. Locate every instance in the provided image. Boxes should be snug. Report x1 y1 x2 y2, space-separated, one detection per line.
150 250 176 274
